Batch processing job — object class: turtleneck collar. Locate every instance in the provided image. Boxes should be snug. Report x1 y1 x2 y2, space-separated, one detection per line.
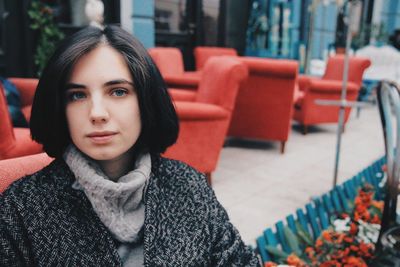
63 145 151 243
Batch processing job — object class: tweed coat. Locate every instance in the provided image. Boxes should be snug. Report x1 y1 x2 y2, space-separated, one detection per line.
0 155 260 266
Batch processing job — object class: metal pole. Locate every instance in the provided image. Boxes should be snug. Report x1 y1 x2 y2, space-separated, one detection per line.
304 0 317 74
332 0 355 187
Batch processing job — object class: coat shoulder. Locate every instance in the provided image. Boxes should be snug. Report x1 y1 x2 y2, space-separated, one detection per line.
1 159 73 206
153 156 210 193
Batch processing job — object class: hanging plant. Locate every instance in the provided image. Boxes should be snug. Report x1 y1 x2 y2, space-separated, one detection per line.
28 1 64 77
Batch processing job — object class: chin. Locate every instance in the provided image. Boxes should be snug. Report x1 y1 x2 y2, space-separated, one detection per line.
83 148 121 162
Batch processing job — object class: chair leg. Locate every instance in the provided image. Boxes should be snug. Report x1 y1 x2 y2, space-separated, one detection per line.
302 125 308 135
280 141 286 154
205 173 212 186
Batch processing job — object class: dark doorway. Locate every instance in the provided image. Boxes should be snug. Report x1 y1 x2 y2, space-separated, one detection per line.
0 0 35 77
154 0 222 70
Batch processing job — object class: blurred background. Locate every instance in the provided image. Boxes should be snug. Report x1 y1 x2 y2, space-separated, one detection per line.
1 0 399 78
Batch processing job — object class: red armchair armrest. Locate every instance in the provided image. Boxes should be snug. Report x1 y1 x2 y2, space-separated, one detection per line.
169 88 197 102
308 79 359 93
174 101 229 121
163 73 200 89
297 75 311 92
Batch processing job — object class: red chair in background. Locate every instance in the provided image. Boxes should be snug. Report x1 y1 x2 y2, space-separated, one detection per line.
165 57 248 184
293 55 371 134
0 78 43 160
194 46 238 71
148 47 200 90
227 57 299 153
0 153 53 193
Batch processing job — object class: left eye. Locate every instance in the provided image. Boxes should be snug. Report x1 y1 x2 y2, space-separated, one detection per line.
111 89 127 97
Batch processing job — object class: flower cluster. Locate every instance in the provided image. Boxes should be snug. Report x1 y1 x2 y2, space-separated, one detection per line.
263 184 383 267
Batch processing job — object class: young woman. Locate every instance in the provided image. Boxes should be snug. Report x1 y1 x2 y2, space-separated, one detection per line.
0 26 259 266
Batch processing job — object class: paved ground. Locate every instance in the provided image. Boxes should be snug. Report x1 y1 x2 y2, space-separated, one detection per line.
212 105 385 246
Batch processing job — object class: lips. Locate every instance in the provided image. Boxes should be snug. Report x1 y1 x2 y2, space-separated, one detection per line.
86 131 118 144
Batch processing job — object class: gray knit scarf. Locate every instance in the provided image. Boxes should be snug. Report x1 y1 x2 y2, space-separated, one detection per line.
63 145 151 243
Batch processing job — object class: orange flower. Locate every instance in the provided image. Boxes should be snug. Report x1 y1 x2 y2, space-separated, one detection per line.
356 204 367 214
315 239 324 248
349 222 358 235
344 235 354 243
372 200 384 211
343 256 368 267
371 214 381 224
382 164 387 172
320 260 341 267
361 210 371 221
322 230 332 242
264 262 278 267
287 253 307 267
340 213 350 219
359 243 374 258
350 245 359 252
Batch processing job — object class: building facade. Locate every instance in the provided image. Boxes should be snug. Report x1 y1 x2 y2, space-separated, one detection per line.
1 0 400 77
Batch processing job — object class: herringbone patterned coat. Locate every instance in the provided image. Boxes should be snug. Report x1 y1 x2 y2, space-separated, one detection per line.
0 155 260 266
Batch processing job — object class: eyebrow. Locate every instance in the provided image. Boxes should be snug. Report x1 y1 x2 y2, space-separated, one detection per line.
65 79 134 90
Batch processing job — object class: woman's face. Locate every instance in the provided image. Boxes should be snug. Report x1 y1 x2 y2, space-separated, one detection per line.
65 45 141 162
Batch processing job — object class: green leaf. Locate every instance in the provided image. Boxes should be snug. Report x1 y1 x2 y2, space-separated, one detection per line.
265 245 290 260
295 221 314 246
284 226 302 256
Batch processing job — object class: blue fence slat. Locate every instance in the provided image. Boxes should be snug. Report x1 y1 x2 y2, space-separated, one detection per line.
353 174 362 188
275 221 290 253
296 208 310 237
343 180 355 199
330 190 343 213
286 215 297 234
264 228 278 247
313 198 329 230
365 170 374 185
256 236 270 263
368 167 379 190
322 194 334 217
305 203 321 239
336 185 350 213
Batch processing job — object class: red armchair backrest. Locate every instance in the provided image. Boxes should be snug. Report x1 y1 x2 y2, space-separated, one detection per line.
194 46 238 71
0 84 16 154
323 55 371 87
148 47 185 76
195 56 248 111
228 57 298 144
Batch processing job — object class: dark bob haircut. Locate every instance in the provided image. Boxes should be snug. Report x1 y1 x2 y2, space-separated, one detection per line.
30 25 179 158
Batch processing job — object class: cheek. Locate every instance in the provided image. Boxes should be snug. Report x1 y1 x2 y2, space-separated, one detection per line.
65 106 82 138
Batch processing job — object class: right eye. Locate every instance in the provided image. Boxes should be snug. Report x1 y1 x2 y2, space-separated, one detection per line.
67 91 86 102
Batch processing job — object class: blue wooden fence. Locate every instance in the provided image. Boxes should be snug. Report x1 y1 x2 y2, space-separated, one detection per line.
256 156 386 263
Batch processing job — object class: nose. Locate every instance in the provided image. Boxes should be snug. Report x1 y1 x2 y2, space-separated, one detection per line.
89 95 109 124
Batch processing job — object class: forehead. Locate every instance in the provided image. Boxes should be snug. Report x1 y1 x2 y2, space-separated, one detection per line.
68 45 132 83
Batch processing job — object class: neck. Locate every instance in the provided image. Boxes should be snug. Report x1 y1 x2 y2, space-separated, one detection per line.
97 150 135 181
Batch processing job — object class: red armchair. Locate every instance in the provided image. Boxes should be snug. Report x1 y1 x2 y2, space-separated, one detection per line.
0 153 53 193
148 47 201 90
164 57 248 184
0 78 43 160
293 55 371 134
194 46 238 71
227 57 298 153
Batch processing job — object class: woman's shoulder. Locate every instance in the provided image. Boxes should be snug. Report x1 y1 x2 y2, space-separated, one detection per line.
1 159 73 203
153 156 207 185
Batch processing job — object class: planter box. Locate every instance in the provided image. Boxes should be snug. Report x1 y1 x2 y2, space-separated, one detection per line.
256 156 386 263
